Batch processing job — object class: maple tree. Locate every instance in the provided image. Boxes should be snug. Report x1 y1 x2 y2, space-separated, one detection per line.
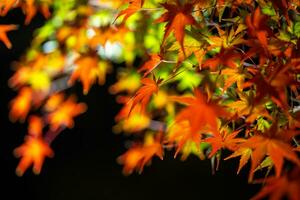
2 0 300 199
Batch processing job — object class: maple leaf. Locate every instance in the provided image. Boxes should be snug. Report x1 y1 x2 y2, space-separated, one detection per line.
117 134 163 175
225 147 252 174
240 124 300 182
167 29 206 67
245 7 272 48
69 56 111 94
208 23 247 50
9 87 32 122
167 121 200 158
170 89 228 135
244 69 292 109
14 137 53 176
115 96 136 122
0 24 17 49
202 49 242 71
47 96 87 131
114 96 151 133
226 91 272 123
9 54 57 92
205 129 245 157
69 56 98 94
251 167 300 200
221 67 252 91
115 0 144 23
156 1 197 55
138 54 162 77
129 77 159 114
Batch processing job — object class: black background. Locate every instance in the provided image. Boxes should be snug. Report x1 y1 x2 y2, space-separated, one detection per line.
0 10 260 200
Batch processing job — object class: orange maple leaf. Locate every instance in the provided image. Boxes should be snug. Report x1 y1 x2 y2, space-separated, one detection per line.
129 77 159 114
14 137 53 176
226 91 272 123
240 125 300 182
114 96 150 133
156 1 197 55
202 49 241 71
69 56 108 94
115 0 144 23
0 24 17 49
115 96 140 122
138 54 162 77
205 129 245 157
171 89 228 135
47 96 87 131
208 23 246 50
221 66 252 91
167 120 199 158
225 147 252 174
117 134 163 175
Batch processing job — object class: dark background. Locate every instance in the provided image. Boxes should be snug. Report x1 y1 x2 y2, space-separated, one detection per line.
0 10 260 200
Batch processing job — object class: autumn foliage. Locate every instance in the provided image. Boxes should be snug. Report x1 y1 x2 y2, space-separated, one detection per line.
2 0 300 199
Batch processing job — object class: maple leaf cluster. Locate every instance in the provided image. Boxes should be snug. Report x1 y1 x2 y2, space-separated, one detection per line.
2 0 300 199
112 1 300 199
